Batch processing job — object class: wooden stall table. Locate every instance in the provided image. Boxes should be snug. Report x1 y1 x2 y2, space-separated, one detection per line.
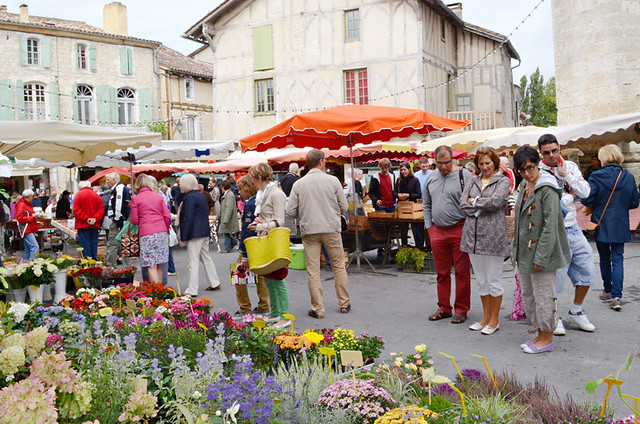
6 218 56 253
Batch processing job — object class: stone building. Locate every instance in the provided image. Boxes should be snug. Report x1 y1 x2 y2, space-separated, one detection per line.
159 45 214 140
183 0 520 142
0 2 161 127
552 0 640 126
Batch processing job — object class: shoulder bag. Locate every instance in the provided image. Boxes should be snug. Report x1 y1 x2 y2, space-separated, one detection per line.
585 170 622 238
120 220 140 257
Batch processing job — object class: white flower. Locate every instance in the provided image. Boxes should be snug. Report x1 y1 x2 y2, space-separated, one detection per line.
33 266 43 277
192 390 202 399
46 264 57 273
224 403 239 424
7 302 31 323
155 306 168 315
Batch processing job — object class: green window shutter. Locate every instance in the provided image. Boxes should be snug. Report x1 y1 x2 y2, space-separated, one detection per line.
119 48 128 75
110 87 118 124
16 80 25 120
126 48 133 75
49 81 59 120
42 37 51 68
71 83 78 123
89 44 97 72
139 88 152 123
253 25 274 71
0 80 13 120
97 85 110 124
20 36 27 66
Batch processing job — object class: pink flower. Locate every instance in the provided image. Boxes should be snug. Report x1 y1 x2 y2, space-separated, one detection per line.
416 360 423 365
428 360 434 365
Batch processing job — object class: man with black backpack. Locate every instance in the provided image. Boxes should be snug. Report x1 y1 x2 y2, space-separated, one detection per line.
424 145 473 325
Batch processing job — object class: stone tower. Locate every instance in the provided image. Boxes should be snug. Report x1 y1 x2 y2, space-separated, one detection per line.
552 0 640 125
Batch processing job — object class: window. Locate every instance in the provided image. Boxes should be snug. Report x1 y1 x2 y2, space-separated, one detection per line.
76 44 87 69
24 83 45 121
185 77 194 101
345 9 360 41
344 69 368 105
255 79 274 114
76 85 93 125
27 38 39 65
457 95 471 111
117 88 135 124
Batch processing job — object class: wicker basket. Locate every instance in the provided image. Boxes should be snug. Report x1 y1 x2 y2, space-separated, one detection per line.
506 215 516 244
244 228 292 275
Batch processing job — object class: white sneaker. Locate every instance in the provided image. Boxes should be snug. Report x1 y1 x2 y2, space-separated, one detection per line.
566 310 596 332
553 317 566 336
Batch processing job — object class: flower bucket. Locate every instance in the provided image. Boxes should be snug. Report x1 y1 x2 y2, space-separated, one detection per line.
6 288 27 303
244 228 292 275
42 284 53 302
27 285 44 303
53 271 68 304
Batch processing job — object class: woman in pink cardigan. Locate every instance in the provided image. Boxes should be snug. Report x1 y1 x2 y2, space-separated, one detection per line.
130 174 171 283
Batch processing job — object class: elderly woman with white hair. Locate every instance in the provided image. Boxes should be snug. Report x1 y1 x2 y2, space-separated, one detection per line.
178 174 221 297
16 189 39 260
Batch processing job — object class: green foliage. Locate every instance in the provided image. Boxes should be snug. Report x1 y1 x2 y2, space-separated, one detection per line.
146 122 168 136
520 68 557 127
464 394 526 424
395 247 428 272
422 395 452 413
129 325 208 368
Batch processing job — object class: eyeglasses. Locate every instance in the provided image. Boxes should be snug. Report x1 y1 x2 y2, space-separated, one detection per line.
435 160 452 167
541 148 560 156
518 164 538 174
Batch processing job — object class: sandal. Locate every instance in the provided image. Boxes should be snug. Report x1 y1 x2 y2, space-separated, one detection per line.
428 309 452 321
340 304 351 314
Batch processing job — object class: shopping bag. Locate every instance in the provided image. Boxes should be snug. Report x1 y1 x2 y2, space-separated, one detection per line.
120 220 139 258
244 227 292 275
169 226 179 247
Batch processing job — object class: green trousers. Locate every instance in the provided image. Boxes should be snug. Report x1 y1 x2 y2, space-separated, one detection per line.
264 278 290 319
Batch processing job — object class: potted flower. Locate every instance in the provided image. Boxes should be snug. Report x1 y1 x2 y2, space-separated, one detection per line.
52 255 77 304
72 265 105 290
113 265 137 285
16 258 57 302
394 246 435 273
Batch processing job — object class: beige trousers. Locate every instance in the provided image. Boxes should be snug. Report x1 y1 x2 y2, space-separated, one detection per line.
519 271 558 332
302 232 350 316
185 237 220 296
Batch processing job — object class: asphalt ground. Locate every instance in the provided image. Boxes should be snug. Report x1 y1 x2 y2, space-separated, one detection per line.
148 239 640 415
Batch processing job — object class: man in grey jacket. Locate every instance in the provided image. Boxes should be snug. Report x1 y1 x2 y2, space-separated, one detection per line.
423 145 473 324
287 149 350 319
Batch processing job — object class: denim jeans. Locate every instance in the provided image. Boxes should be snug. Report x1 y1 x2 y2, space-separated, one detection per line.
374 205 396 213
167 248 175 273
23 232 39 260
596 241 625 299
77 228 98 260
220 234 237 252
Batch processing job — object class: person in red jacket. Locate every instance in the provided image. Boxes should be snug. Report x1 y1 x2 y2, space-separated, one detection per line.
73 181 105 260
16 189 39 260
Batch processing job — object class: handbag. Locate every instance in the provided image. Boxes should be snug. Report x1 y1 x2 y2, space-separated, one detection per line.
120 221 140 258
244 227 292 275
584 170 622 238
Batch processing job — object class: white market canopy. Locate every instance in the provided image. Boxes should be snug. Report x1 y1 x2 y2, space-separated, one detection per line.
85 140 237 167
482 112 640 152
416 126 542 155
0 121 161 165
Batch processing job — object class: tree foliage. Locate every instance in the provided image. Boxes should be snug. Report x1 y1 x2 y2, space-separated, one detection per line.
520 68 557 127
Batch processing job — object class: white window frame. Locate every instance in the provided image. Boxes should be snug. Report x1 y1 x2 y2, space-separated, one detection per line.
76 85 93 125
76 44 88 70
184 77 194 101
117 87 135 125
254 78 275 114
24 83 46 121
344 68 369 105
27 38 39 65
345 9 360 41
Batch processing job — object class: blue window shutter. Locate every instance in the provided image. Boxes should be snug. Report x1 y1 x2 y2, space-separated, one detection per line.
139 88 152 123
0 80 13 120
42 37 51 68
19 36 27 66
49 81 59 120
16 80 25 120
89 44 97 72
119 48 128 75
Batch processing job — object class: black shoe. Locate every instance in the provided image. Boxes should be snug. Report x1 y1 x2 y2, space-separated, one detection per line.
253 307 269 314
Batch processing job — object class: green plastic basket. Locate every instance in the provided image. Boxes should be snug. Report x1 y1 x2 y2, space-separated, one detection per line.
289 244 306 270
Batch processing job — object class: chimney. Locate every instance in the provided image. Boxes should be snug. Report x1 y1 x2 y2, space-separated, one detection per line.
447 2 462 20
103 2 128 36
0 5 8 12
19 4 28 23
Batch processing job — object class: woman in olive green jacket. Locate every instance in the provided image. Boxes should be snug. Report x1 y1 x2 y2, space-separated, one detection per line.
513 146 570 354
